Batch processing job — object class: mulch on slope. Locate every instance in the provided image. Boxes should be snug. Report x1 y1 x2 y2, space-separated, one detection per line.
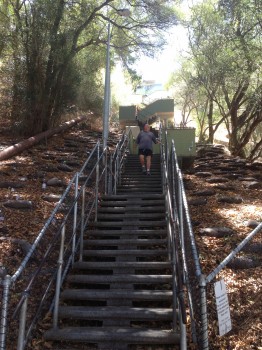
184 145 262 350
0 117 117 273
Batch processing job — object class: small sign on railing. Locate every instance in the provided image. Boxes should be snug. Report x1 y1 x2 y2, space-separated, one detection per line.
214 279 232 336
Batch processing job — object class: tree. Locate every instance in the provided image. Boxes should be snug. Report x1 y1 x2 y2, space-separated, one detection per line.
216 0 262 157
0 0 179 135
172 0 262 158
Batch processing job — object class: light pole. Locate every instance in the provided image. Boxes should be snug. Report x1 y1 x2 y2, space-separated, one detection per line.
102 8 131 151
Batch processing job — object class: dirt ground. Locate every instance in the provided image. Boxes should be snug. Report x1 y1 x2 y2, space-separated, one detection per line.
184 145 262 350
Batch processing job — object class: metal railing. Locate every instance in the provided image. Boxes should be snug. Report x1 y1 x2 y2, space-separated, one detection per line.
0 131 130 350
1 124 259 350
160 127 208 349
204 221 262 348
161 127 262 349
160 135 187 349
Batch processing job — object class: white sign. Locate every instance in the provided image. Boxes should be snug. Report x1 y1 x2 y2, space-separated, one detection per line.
214 279 232 336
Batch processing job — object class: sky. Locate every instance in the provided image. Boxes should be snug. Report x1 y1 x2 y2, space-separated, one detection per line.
111 24 189 106
133 0 198 84
111 0 195 105
135 24 189 84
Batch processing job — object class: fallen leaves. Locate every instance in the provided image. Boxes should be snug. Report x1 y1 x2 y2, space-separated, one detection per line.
185 148 262 350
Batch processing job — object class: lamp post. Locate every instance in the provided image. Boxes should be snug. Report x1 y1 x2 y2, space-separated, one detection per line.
102 8 131 151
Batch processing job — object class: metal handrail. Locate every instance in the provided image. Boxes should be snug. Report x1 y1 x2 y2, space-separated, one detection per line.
173 148 206 347
5 124 258 349
159 125 210 349
206 221 262 283
0 131 129 350
160 128 187 349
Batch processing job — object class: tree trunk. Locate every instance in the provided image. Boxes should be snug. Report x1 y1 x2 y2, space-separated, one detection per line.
0 116 87 161
207 99 214 143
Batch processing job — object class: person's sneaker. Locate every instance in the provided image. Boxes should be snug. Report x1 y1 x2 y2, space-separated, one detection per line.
142 166 146 174
146 171 151 176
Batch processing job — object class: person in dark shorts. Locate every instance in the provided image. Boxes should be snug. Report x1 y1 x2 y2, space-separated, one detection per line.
136 124 160 175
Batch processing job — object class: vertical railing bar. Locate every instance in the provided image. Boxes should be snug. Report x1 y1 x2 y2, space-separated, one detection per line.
53 225 66 328
165 129 168 169
199 274 209 350
109 154 113 195
118 147 122 186
17 293 29 350
0 275 11 350
114 156 117 194
117 148 120 187
172 229 178 331
95 142 100 222
179 307 187 350
172 174 178 332
178 171 186 284
79 185 86 262
104 148 108 194
72 172 79 265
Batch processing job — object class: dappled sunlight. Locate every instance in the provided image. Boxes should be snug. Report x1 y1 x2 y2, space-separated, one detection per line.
184 144 262 349
221 268 262 293
216 205 262 233
219 205 261 221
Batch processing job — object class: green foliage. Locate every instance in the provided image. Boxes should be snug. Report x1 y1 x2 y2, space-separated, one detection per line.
75 48 105 112
170 0 262 158
0 0 180 135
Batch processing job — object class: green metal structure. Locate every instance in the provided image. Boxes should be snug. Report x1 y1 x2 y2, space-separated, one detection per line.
119 98 196 169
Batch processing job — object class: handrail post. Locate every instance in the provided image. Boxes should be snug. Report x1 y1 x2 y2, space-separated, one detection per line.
118 149 122 186
116 148 120 187
108 154 113 195
53 225 66 328
178 170 186 284
199 274 209 350
179 308 187 350
72 172 79 265
0 275 11 350
114 154 117 194
161 144 165 194
17 292 29 350
95 143 100 222
104 148 108 194
79 185 86 262
165 129 168 168
172 232 178 331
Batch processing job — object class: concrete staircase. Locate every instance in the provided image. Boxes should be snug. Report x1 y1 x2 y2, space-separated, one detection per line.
45 154 180 349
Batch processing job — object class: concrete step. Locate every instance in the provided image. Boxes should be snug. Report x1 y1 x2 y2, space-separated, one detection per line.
117 188 162 193
100 199 165 207
92 220 166 227
120 175 161 180
82 249 169 257
97 206 165 213
83 238 167 247
61 289 172 301
45 327 180 345
120 174 161 178
67 274 171 284
72 261 170 271
97 213 165 220
58 306 173 321
85 229 167 236
117 183 161 188
120 177 161 182
101 194 164 200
